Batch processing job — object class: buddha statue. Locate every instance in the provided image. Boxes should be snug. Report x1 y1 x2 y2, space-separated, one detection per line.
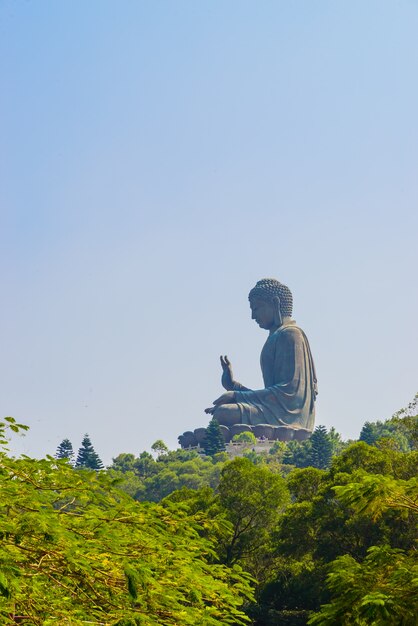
205 278 317 434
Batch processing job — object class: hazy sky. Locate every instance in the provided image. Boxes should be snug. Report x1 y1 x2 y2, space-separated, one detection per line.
1 1 417 464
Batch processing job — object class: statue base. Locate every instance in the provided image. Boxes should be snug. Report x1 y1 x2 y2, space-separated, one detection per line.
178 423 312 449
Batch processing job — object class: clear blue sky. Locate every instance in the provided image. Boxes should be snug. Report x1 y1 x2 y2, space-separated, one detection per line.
1 0 417 463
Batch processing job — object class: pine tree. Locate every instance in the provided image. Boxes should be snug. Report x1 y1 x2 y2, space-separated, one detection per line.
55 438 74 463
310 425 333 469
203 418 226 456
359 421 377 445
75 434 104 470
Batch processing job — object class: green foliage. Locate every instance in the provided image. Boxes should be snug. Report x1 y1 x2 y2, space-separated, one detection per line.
105 406 417 624
3 403 416 624
333 472 418 518
310 426 333 469
359 421 378 445
269 440 287 460
203 418 226 457
242 449 265 465
359 419 412 451
308 546 418 625
266 440 418 623
283 439 313 468
392 391 418 420
151 439 169 456
245 420 418 624
75 433 104 470
330 441 417 479
255 555 326 620
359 394 418 452
283 427 340 470
136 450 158 477
307 468 418 624
287 467 327 502
0 420 253 625
327 427 346 456
0 416 29 448
232 431 257 444
162 458 291 586
162 486 233 558
55 438 74 463
109 448 224 502
218 458 289 578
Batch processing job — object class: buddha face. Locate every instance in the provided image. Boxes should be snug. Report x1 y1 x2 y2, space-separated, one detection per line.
249 297 278 330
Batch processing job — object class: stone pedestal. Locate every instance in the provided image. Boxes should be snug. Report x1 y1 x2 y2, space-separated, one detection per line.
230 424 253 438
219 424 232 443
178 423 312 449
178 431 197 448
252 424 276 440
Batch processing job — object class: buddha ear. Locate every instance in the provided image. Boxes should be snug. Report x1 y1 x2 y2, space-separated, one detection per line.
272 296 282 326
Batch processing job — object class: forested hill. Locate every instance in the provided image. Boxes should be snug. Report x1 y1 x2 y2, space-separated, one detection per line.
1 399 417 625
106 401 417 504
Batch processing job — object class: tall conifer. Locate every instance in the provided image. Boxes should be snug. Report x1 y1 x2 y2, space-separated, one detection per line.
75 434 104 470
203 418 226 456
55 438 74 464
359 421 377 445
310 425 333 469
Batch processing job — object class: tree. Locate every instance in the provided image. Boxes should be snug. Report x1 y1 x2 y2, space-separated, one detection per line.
309 469 418 626
0 419 253 625
308 546 418 626
151 439 169 457
108 448 224 502
232 431 257 444
55 438 74 463
218 458 289 576
136 450 158 477
287 467 327 502
283 439 313 468
75 434 104 470
142 454 221 502
203 418 226 456
269 440 287 459
359 412 416 452
328 427 346 456
264 442 418 623
392 391 418 419
333 472 418 519
359 421 377 445
242 449 265 465
310 425 333 469
110 452 137 473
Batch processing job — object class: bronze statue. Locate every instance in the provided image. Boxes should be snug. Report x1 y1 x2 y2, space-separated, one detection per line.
205 278 317 433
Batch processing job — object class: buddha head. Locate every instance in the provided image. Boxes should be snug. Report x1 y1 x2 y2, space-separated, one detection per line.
248 278 293 330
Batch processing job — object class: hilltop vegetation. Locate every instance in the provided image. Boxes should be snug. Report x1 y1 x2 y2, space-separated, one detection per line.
106 404 416 504
1 397 417 625
0 418 252 625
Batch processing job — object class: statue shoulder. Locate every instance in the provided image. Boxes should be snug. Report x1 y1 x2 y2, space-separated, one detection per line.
276 322 305 343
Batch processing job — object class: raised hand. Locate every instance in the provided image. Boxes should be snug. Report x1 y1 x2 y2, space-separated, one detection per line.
220 355 235 390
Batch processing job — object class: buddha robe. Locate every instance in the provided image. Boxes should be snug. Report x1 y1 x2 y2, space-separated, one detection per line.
233 320 317 431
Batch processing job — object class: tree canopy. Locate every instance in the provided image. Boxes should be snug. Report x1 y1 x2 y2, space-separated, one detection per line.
75 433 104 470
0 418 253 625
55 437 74 463
2 395 417 625
203 418 226 456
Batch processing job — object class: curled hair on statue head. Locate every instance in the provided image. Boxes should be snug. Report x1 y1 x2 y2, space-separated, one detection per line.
248 278 293 317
